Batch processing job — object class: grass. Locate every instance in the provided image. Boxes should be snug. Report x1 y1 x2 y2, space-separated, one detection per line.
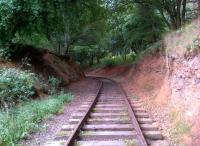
143 84 155 92
132 96 139 100
57 130 72 137
0 93 73 146
173 120 191 135
124 139 138 146
169 108 191 144
171 120 191 144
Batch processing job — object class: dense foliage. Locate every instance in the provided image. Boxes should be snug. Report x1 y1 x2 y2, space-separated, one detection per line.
0 68 36 107
0 0 199 65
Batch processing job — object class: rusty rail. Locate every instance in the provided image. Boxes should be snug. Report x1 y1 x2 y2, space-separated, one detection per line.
64 78 103 146
119 84 148 146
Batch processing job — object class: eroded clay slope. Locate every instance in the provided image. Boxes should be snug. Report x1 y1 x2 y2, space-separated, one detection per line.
0 45 85 84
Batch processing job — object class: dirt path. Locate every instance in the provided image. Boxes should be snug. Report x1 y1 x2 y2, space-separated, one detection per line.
21 78 99 146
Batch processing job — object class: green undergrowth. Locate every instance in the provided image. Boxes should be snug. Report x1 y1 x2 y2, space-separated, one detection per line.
92 41 164 69
0 68 37 107
133 41 164 64
92 53 136 68
0 92 73 146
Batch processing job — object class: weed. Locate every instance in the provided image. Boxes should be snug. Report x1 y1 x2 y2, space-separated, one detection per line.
186 37 200 54
124 139 138 146
119 116 131 121
81 131 94 136
170 108 191 144
132 96 139 100
57 130 71 137
143 84 155 92
173 121 191 135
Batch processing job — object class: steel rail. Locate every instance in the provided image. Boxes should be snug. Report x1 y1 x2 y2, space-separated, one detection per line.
89 76 148 146
65 78 103 146
119 84 148 146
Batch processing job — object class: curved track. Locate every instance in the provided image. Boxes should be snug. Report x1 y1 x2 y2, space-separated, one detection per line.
65 77 148 146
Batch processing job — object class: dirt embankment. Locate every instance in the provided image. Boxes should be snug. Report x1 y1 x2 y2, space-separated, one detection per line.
89 52 200 145
0 45 85 84
89 19 200 145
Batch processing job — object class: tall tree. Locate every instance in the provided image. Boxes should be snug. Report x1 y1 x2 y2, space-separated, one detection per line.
105 1 165 54
130 0 194 29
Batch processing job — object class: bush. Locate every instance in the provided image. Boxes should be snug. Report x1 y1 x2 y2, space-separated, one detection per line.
186 38 200 52
0 68 37 107
48 76 62 95
0 47 13 60
103 58 115 67
130 52 136 61
0 93 73 146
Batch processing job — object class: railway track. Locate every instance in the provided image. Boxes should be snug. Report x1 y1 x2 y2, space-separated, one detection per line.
45 77 163 146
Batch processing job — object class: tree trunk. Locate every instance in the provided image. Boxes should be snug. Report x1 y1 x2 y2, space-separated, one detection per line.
164 3 178 29
64 33 70 55
97 57 100 64
158 8 171 29
198 0 200 16
176 0 182 27
90 55 94 65
182 0 187 23
58 41 61 54
157 0 186 29
64 44 70 56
